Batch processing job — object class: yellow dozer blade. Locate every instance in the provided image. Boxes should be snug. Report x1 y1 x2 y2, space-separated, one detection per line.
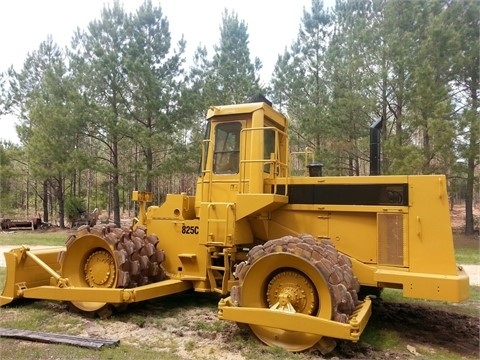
1 246 65 306
1 243 193 310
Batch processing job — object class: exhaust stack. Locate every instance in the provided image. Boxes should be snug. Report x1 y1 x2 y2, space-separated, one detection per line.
369 117 383 175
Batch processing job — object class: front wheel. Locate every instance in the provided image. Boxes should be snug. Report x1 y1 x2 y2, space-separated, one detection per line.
60 224 166 317
232 235 360 352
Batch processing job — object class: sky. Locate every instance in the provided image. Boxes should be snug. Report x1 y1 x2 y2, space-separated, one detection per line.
0 0 334 144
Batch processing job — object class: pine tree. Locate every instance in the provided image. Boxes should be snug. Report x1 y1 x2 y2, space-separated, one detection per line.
124 0 187 193
271 0 333 172
446 0 480 234
191 9 263 107
7 38 80 227
326 0 378 175
71 1 130 225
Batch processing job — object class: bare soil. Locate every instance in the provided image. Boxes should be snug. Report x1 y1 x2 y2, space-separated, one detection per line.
1 291 477 360
362 300 479 358
119 295 480 359
451 201 480 233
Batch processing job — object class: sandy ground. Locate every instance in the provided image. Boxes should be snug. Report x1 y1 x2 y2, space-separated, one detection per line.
462 264 480 286
0 245 478 285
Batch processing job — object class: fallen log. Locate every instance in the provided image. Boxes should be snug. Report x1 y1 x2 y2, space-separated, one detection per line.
0 327 119 349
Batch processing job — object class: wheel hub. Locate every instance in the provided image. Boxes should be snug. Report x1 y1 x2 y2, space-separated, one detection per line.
266 270 318 315
84 250 116 288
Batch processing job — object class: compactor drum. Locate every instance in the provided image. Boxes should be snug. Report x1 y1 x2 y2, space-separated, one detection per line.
60 224 166 315
231 235 359 351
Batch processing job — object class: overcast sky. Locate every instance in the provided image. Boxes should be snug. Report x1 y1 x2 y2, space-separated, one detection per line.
0 0 334 143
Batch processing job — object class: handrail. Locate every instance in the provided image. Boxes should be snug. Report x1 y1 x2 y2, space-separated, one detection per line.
239 126 289 196
205 202 234 244
201 139 212 202
224 203 233 244
290 147 315 177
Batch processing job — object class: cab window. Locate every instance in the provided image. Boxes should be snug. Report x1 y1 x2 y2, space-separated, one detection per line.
213 122 241 174
264 128 275 173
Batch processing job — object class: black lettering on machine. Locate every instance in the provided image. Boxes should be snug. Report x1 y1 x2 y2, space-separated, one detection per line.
182 225 199 235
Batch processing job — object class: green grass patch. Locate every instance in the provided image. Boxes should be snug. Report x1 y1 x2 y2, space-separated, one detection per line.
0 301 84 333
360 326 401 350
0 339 183 360
0 230 70 246
468 284 480 301
453 233 479 265
184 339 196 351
192 319 229 332
455 247 480 264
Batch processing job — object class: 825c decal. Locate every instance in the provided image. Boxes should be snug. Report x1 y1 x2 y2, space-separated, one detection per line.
182 225 199 235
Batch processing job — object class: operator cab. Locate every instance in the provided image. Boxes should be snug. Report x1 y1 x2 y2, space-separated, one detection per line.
196 97 289 205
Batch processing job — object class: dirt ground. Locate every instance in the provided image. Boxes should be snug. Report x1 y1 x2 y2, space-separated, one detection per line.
1 290 476 360
450 201 480 232
22 291 478 360
362 300 479 359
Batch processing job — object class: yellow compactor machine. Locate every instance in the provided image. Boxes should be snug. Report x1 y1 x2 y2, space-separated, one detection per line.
1 98 470 351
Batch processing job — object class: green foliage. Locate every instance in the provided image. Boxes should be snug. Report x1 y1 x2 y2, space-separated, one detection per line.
325 0 377 175
189 9 264 107
383 138 424 175
64 196 86 223
70 1 135 225
125 1 187 192
444 0 480 234
6 37 83 227
271 0 335 169
0 142 19 213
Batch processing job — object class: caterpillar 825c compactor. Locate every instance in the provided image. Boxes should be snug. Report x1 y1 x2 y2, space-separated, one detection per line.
1 97 470 352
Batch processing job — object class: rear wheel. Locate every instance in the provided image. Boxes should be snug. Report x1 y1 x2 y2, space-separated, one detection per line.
60 224 165 317
232 235 359 352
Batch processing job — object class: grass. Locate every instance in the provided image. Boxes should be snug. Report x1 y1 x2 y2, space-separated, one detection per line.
0 301 84 332
360 326 401 350
192 319 230 332
453 232 479 265
455 245 480 264
0 229 70 247
0 339 183 360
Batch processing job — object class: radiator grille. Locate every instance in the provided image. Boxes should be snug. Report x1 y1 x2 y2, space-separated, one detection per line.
378 213 404 266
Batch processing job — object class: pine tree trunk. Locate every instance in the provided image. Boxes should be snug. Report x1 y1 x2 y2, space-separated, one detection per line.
43 180 49 223
57 176 65 228
464 79 478 235
112 139 121 227
146 147 153 193
464 156 475 235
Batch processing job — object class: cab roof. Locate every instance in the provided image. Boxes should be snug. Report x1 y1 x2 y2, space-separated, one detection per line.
206 102 288 130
